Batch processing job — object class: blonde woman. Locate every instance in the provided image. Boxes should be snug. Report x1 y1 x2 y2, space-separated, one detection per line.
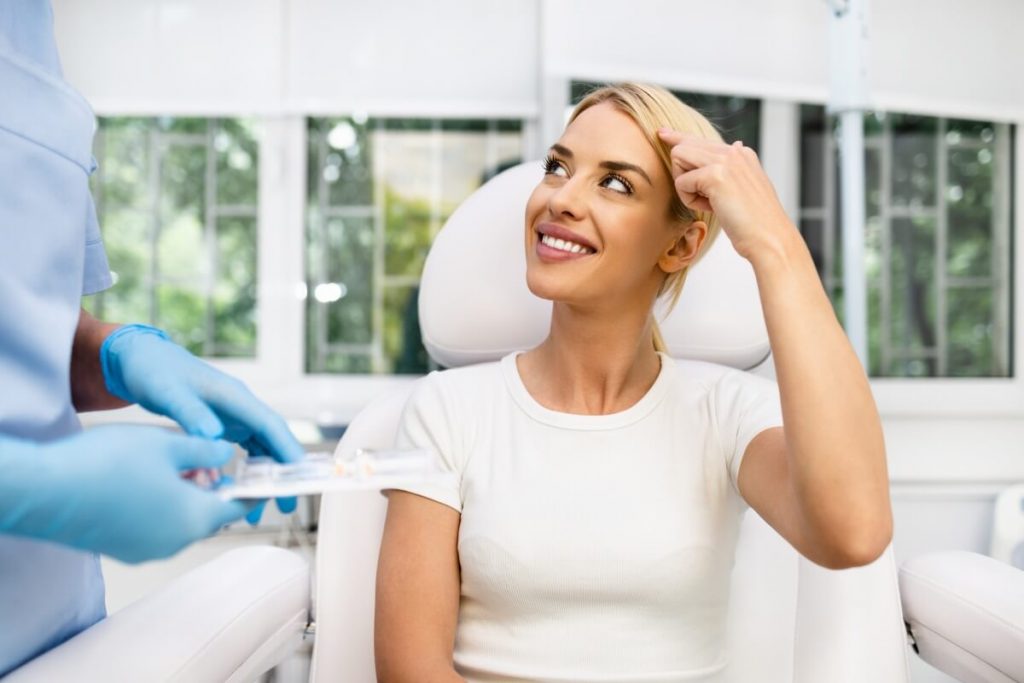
375 83 891 682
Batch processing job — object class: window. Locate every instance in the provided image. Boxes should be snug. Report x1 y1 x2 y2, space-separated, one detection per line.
305 117 524 375
86 117 260 357
570 81 762 150
799 107 1014 377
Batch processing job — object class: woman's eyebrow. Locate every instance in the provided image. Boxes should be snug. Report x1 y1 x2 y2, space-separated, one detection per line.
549 143 653 186
550 143 574 159
600 160 652 185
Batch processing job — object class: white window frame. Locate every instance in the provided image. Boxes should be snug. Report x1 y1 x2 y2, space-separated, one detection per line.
760 100 1024 419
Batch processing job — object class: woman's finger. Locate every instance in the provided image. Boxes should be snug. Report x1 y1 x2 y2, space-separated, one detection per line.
658 129 728 174
674 167 719 213
659 127 742 153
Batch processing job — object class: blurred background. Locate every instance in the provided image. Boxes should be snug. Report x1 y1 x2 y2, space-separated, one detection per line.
51 1 1023 680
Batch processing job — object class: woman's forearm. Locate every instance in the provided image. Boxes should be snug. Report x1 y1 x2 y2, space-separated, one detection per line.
750 224 892 559
377 664 465 683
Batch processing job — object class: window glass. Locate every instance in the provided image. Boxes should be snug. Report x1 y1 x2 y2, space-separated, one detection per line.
306 117 523 374
86 118 260 357
799 106 1013 377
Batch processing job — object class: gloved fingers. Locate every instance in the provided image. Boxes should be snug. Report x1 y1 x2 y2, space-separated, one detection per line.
245 499 268 525
243 497 295 523
250 415 305 464
160 386 225 440
203 498 249 533
167 436 235 471
208 389 304 463
239 435 270 458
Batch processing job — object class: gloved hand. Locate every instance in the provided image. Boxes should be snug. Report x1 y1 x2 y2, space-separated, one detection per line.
0 426 249 564
101 324 303 522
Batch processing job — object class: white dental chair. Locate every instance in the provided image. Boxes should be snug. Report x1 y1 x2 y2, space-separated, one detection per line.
308 162 914 682
896 483 1024 682
3 546 309 682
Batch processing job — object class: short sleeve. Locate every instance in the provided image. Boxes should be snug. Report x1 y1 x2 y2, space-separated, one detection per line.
712 370 784 494
389 372 463 512
82 189 113 295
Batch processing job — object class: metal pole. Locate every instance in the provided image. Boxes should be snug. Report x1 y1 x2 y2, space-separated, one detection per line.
838 110 867 365
827 0 871 368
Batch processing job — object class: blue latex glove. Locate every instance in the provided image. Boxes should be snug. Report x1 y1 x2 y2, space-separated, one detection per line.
101 324 303 522
0 426 249 563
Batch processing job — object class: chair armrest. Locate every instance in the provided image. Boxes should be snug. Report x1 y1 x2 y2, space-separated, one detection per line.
900 551 1024 683
792 545 911 682
4 546 309 683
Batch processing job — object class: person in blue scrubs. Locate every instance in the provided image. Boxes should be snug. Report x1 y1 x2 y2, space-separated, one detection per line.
0 2 304 675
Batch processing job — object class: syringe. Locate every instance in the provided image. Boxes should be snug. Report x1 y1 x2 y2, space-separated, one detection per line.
213 448 449 500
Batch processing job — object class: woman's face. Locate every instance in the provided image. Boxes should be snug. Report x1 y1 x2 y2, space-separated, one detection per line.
524 101 698 310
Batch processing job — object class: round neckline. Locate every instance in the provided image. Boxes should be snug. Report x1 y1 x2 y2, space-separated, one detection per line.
501 351 674 430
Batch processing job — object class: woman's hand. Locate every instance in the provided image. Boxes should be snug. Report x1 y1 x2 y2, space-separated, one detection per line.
657 128 795 264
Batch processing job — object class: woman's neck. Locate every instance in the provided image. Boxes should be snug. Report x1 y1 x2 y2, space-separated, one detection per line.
516 301 663 415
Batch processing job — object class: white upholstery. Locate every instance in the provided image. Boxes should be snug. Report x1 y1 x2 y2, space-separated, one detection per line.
310 161 911 682
989 484 1024 566
900 551 1024 683
310 390 412 683
4 546 309 683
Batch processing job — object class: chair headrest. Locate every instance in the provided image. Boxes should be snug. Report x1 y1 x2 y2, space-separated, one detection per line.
419 162 770 370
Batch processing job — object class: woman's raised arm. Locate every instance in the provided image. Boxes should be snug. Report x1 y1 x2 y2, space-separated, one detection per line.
658 129 892 570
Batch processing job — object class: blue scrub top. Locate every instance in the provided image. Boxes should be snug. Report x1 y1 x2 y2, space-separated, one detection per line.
0 1 113 675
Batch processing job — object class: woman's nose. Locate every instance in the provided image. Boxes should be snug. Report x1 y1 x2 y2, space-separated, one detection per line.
548 176 585 219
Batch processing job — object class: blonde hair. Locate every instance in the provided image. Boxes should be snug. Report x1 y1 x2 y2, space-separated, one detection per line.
568 83 724 353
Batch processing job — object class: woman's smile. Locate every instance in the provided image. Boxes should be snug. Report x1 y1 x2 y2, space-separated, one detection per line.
534 222 597 263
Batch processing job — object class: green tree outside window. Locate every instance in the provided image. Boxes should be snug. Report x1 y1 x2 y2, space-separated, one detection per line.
85 117 260 358
306 117 523 374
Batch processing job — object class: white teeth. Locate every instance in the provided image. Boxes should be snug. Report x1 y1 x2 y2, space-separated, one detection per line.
541 234 591 254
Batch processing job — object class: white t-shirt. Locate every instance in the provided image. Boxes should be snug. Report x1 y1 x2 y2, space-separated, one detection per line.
390 351 784 683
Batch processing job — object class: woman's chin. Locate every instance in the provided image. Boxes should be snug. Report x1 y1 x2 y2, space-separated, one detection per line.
526 273 580 303
525 277 557 302
528 274 561 303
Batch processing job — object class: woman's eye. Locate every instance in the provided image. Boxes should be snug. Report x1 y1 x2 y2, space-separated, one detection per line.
543 156 568 177
602 175 632 194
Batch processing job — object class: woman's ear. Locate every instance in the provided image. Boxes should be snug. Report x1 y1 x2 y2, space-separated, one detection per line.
659 220 707 274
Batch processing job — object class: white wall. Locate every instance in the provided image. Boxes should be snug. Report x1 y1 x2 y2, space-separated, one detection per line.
542 0 1024 122
52 0 539 116
52 0 287 114
54 0 1024 122
285 0 538 117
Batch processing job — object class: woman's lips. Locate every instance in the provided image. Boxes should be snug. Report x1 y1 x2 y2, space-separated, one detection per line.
535 232 595 263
